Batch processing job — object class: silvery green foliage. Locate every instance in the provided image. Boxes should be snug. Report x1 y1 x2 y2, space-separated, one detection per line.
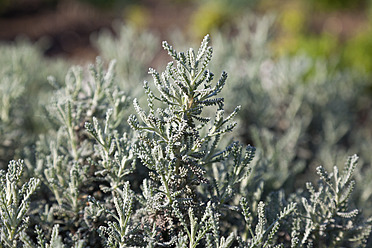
0 39 68 169
209 16 310 197
0 66 24 168
238 198 297 247
30 57 132 246
125 34 293 246
128 34 250 206
1 23 371 247
35 224 84 248
210 16 372 218
0 160 40 247
35 225 64 248
293 155 372 247
0 66 24 123
87 182 136 248
172 201 235 248
93 23 159 96
85 110 136 194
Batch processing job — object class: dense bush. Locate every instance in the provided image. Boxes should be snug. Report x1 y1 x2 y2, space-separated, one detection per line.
0 39 68 169
0 18 372 247
207 17 372 219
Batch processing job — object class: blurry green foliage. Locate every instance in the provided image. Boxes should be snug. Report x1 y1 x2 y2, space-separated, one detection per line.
0 0 11 13
123 4 150 30
268 0 372 78
342 27 372 73
309 0 367 10
274 33 339 59
279 3 306 34
190 1 230 39
189 0 258 39
272 1 339 58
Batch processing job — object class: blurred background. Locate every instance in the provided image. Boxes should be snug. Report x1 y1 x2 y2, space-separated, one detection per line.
0 0 371 71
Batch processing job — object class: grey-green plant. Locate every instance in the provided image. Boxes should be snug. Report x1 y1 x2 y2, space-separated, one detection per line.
122 34 297 247
35 224 84 248
208 15 372 220
0 160 40 247
27 57 133 247
0 39 68 169
0 22 371 247
86 182 135 248
83 17 372 243
92 23 159 96
292 155 372 247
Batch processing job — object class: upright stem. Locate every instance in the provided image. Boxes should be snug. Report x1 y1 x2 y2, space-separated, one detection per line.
67 126 78 162
160 173 173 205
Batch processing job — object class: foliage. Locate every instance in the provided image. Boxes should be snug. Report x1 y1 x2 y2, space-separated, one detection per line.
92 24 159 96
27 57 134 247
267 0 372 76
208 16 372 217
0 20 371 247
0 160 40 247
342 27 372 73
309 0 366 10
189 0 258 39
0 39 68 169
294 155 372 247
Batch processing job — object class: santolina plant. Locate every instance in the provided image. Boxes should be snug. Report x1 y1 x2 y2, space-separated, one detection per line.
0 34 371 247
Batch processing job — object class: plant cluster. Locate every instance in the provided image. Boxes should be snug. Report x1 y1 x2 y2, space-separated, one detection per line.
0 39 68 169
0 29 371 247
205 16 372 220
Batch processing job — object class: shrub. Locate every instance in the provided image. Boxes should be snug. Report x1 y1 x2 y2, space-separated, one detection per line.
209 16 372 219
0 26 371 247
0 39 68 169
